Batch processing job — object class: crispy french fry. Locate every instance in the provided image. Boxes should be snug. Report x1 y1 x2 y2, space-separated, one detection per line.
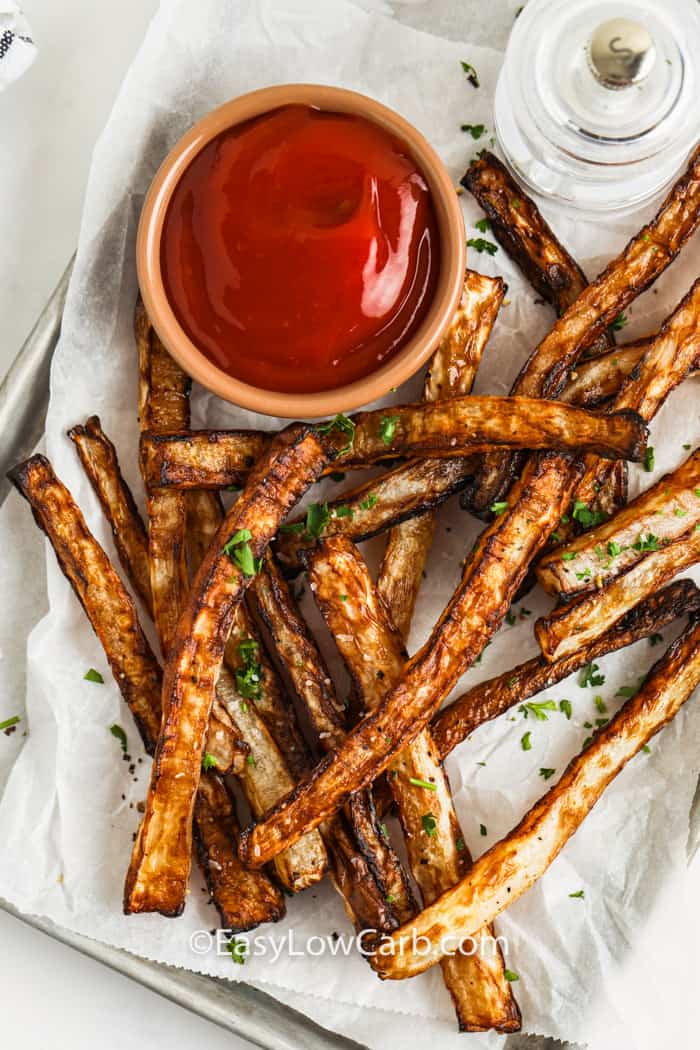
377 514 437 640
372 615 700 979
538 448 700 597
462 142 700 515
135 301 190 656
124 424 332 916
431 579 700 760
560 340 653 407
250 550 416 928
9 453 283 931
239 451 585 867
307 538 521 1033
536 528 700 662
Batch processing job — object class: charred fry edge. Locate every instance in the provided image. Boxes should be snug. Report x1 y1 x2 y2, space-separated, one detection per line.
538 448 700 597
306 537 521 1033
535 529 700 662
124 425 332 916
238 451 584 867
9 453 283 931
431 579 700 760
371 615 700 979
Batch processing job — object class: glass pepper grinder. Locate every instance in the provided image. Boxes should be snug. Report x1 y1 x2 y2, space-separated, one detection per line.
494 0 700 214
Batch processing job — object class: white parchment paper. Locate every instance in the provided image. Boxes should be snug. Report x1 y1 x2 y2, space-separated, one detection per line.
1 2 700 1048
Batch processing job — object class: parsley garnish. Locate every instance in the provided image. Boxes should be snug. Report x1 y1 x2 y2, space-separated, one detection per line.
504 970 519 982
202 752 218 771
607 540 622 558
460 60 480 87
422 813 438 836
359 492 378 511
456 837 465 851
562 551 576 562
409 777 437 791
334 504 354 520
643 446 655 472
559 699 572 720
649 633 663 647
569 889 585 899
579 663 605 688
616 684 639 698
572 500 606 529
539 767 556 780
84 668 104 684
305 502 331 539
223 528 261 577
609 312 628 332
674 507 687 518
235 637 263 700
0 715 20 732
480 823 487 836
379 415 400 446
521 731 532 751
519 700 557 721
316 413 356 455
110 724 128 752
227 937 248 965
505 610 517 626
490 501 509 516
461 123 486 139
467 237 498 256
475 217 491 233
594 696 607 713
632 532 659 552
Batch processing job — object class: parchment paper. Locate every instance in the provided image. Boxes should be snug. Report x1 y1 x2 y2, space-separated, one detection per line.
1 2 700 1048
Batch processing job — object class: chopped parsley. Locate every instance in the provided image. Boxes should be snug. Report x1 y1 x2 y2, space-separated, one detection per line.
539 767 556 780
607 540 622 558
569 889 585 899
422 813 438 837
594 696 607 714
480 823 487 836
576 568 592 581
505 610 517 626
305 502 331 539
316 413 356 455
632 532 659 552
334 504 354 520
559 699 572 720
571 500 606 529
579 662 605 688
227 937 248 965
84 668 104 684
0 715 20 732
460 60 480 87
609 312 628 332
490 500 509 516
235 636 263 701
504 970 519 982
467 237 498 256
379 415 400 446
456 837 465 851
643 446 655 472
360 492 378 511
409 776 437 791
561 551 577 562
519 700 557 721
649 633 663 647
110 724 128 752
616 684 639 699
246 754 257 767
223 528 261 577
202 752 218 771
674 507 687 518
461 123 486 139
521 731 532 751
475 217 491 233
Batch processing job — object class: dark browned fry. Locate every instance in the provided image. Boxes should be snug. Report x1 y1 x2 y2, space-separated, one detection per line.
307 538 521 1033
135 302 190 655
9 453 283 931
570 279 700 512
462 142 700 515
372 616 700 979
560 340 653 407
238 451 584 867
250 550 416 928
536 528 700 662
431 579 700 760
539 448 700 597
68 415 153 613
463 152 610 345
125 425 332 916
141 429 269 491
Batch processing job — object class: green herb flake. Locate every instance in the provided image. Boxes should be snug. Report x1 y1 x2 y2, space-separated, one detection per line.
569 889 585 899
333 504 354 520
223 529 261 577
480 823 487 836
379 415 400 446
422 812 438 837
579 662 605 688
359 492 378 511
316 413 356 455
559 699 572 719
235 636 263 701
504 970 519 982
616 684 638 699
572 500 606 529
0 715 20 732
475 217 491 232
607 540 622 558
202 752 218 771
456 837 465 851
632 532 659 553
490 501 509 517
643 446 655 472
539 767 556 780
110 724 128 752
84 668 104 684
409 776 438 791
609 312 628 332
305 502 331 539
521 731 532 751
520 699 557 721
562 551 577 562
462 123 486 139
227 937 248 965
594 695 607 714
674 507 687 518
467 237 498 256
649 633 663 647
386 893 395 903
460 60 480 87
505 610 517 626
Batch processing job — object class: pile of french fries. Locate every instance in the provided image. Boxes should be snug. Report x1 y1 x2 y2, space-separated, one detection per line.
10 141 700 1033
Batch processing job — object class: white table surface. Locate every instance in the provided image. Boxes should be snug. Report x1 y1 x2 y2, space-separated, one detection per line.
0 2 250 1047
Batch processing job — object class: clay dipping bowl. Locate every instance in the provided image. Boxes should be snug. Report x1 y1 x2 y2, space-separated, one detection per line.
136 84 466 419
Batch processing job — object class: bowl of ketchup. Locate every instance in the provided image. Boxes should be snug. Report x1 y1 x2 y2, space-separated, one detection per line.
137 84 465 418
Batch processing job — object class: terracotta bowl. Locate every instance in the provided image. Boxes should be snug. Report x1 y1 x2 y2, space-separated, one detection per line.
136 84 466 419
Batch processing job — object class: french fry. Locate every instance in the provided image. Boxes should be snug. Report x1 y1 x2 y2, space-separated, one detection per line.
462 142 700 515
9 454 283 931
377 514 437 641
560 340 653 407
538 448 700 597
431 579 700 760
135 301 190 656
307 538 521 1033
536 528 700 662
124 424 332 916
250 550 417 928
371 615 700 979
238 450 585 867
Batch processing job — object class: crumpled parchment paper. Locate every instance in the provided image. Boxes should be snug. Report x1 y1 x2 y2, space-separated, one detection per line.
1 2 700 1048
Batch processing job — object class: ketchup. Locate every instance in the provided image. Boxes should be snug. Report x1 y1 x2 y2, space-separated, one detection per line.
161 105 440 394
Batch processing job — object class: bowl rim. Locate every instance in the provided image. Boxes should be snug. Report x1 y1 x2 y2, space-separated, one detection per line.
136 83 466 419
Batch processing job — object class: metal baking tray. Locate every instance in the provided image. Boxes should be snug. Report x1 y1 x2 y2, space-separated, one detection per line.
0 261 576 1050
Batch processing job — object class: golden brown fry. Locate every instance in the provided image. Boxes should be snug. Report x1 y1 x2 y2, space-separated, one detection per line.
125 425 332 916
431 579 700 760
68 415 153 614
463 142 700 515
250 550 416 928
539 448 700 597
572 279 700 511
307 538 521 1033
536 528 700 662
239 451 585 867
376 272 504 637
141 429 269 491
135 302 190 655
9 453 283 931
560 340 653 407
372 616 700 979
